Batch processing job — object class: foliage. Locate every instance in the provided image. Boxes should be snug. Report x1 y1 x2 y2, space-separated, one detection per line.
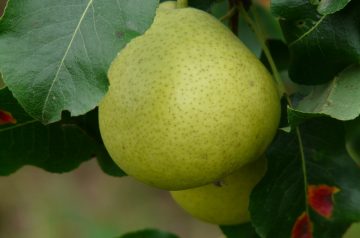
0 0 359 237
118 229 179 238
220 223 260 238
0 0 158 124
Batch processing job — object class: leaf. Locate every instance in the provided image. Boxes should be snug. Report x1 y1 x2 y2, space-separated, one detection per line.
210 0 262 57
96 148 126 177
288 65 360 126
271 0 360 84
160 0 222 11
0 108 16 125
260 40 289 71
249 118 360 238
250 3 284 42
67 107 126 176
118 229 179 238
189 0 222 11
316 0 352 15
0 0 158 124
0 87 125 176
242 2 284 57
237 15 262 57
220 223 260 238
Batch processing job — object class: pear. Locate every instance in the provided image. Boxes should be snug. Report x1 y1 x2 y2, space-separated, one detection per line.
99 2 280 190
343 222 360 238
171 158 266 225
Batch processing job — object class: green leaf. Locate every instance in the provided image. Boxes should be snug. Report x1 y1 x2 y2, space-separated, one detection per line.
250 118 360 238
160 0 222 11
271 0 360 84
96 148 126 177
220 223 260 238
189 0 222 11
118 229 179 238
260 40 289 72
0 0 158 124
0 88 125 176
288 65 360 126
238 13 262 57
317 0 352 15
66 107 126 177
250 3 284 42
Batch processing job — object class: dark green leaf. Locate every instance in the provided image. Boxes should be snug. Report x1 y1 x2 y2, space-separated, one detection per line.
69 107 126 176
210 0 228 18
288 65 360 126
220 223 260 238
118 229 179 238
250 118 359 238
260 40 289 71
160 0 223 11
317 0 352 15
96 148 126 177
0 0 158 124
189 0 222 11
0 88 91 174
0 88 125 176
271 0 360 84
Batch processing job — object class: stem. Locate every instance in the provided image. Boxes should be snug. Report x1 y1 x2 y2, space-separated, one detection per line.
0 120 37 132
228 0 239 35
296 126 310 216
176 0 188 8
219 6 237 22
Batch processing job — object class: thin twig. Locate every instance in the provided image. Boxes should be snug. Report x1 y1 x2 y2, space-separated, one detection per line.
228 0 239 35
219 6 237 22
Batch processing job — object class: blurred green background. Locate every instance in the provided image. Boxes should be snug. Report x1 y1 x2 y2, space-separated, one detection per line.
0 160 223 238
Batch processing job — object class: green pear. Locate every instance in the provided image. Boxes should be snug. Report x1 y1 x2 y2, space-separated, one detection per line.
99 2 280 190
343 222 360 238
171 158 266 225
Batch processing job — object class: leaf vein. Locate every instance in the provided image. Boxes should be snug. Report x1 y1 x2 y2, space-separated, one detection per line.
289 15 327 47
41 0 94 121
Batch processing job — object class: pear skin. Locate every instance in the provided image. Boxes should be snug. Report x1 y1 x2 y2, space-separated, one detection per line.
171 158 266 225
99 2 280 190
